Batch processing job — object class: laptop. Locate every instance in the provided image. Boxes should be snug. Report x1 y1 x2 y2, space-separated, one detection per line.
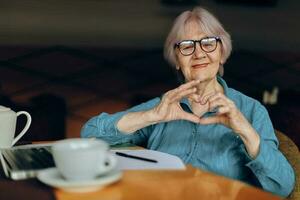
0 143 55 180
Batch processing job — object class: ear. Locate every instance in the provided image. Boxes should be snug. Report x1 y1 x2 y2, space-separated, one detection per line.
174 52 180 70
220 57 224 65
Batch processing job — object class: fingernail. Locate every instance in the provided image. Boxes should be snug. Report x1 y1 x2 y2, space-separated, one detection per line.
198 95 202 101
200 99 206 105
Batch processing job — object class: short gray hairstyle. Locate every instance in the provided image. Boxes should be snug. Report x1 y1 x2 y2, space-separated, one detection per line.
164 7 232 76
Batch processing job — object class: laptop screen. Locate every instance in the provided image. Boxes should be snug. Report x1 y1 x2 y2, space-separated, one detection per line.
0 144 55 180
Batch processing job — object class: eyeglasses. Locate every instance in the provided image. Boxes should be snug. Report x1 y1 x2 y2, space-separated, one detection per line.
174 37 221 56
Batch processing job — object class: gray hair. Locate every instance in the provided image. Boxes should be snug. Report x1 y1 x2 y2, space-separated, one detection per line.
164 7 232 76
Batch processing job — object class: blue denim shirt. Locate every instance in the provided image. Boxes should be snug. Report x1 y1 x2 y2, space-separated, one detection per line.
81 76 295 197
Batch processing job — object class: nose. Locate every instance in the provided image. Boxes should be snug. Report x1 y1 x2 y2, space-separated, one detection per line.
193 42 206 58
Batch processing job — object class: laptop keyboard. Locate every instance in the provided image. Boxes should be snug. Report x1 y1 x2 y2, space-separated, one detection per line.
1 146 55 170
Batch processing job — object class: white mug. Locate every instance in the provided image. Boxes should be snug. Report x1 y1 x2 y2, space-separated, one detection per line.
52 138 117 181
0 105 32 148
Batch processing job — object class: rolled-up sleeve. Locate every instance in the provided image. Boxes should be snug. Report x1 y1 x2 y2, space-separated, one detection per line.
242 105 295 197
80 98 160 146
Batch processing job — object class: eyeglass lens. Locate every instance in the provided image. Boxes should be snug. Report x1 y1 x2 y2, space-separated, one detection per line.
179 37 218 55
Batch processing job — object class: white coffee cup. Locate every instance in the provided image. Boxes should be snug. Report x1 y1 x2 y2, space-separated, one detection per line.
52 138 117 181
0 105 32 148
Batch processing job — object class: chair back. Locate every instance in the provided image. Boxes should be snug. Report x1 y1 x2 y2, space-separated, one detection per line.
275 130 300 199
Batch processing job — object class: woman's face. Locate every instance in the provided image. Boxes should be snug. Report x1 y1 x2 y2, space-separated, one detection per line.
175 21 222 82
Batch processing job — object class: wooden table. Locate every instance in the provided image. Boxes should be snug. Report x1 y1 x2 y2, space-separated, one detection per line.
55 165 281 200
0 143 278 200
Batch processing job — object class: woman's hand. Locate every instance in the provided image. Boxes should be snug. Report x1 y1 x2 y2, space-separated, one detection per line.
117 80 207 134
198 92 260 158
149 80 205 124
198 92 251 134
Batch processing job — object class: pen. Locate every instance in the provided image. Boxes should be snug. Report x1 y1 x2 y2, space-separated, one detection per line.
115 152 158 163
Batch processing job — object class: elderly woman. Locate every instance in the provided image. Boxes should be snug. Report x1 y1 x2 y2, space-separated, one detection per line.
81 7 295 197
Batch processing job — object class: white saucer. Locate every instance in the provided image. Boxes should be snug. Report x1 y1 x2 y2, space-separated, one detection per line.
37 167 122 193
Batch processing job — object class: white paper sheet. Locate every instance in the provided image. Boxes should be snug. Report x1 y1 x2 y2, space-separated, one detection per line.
111 149 186 170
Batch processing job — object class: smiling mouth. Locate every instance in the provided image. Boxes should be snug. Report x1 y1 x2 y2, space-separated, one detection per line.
192 63 209 69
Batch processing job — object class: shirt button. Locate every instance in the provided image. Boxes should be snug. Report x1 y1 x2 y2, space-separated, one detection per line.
255 169 262 174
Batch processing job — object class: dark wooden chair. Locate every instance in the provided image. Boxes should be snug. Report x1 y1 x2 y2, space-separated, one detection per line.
275 130 300 199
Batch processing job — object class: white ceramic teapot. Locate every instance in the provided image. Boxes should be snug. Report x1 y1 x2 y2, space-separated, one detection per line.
0 105 31 148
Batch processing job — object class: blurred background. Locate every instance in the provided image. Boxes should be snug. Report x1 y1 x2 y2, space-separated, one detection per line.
0 0 299 148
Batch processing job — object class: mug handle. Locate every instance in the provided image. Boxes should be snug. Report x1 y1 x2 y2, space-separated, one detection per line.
99 153 117 175
12 111 32 146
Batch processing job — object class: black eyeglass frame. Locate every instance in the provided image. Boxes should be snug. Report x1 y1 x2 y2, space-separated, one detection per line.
174 36 222 56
